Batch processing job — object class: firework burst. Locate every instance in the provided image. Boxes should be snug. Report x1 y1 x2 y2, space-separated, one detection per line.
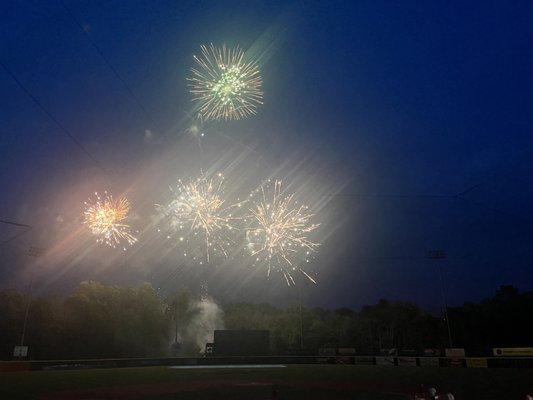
188 44 263 121
245 180 320 285
157 173 244 263
83 192 137 249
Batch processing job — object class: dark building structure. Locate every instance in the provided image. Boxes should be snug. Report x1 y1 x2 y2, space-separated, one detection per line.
210 330 270 356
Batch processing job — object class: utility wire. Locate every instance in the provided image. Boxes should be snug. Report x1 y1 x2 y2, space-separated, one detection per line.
336 184 533 224
0 219 31 228
61 1 166 139
454 183 484 198
0 229 32 247
457 197 533 224
0 219 32 247
0 59 105 171
336 193 452 199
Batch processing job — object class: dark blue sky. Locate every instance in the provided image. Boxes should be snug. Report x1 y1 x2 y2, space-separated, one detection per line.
1 1 532 311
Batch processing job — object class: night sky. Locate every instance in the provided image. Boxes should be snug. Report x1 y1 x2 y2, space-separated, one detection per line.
1 1 532 312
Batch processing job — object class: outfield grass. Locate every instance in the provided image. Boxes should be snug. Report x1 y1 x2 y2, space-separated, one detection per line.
1 364 532 399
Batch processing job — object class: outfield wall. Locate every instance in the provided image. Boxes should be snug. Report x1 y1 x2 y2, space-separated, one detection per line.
1 355 533 372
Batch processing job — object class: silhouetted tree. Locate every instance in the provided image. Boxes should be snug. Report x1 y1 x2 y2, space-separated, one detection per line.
450 285 533 355
1 283 531 359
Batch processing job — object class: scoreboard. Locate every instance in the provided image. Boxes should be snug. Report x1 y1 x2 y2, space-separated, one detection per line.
213 330 270 356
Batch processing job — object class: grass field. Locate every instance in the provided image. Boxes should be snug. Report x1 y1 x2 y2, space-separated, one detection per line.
1 364 532 400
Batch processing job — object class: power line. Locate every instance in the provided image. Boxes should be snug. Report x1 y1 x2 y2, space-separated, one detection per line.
0 59 105 172
334 184 533 227
457 197 533 224
452 181 533 224
0 219 31 228
0 229 32 247
454 183 484 198
336 193 452 199
0 219 32 248
333 254 469 261
60 1 166 138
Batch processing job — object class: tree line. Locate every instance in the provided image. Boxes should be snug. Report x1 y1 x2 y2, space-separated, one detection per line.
0 281 531 360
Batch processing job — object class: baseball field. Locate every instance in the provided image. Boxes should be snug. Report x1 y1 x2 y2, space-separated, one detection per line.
1 364 532 399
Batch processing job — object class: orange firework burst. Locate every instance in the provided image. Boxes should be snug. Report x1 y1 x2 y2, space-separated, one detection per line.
84 192 137 249
157 173 244 263
245 180 320 285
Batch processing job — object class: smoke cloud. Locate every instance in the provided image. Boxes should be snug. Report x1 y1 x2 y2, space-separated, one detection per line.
184 296 224 353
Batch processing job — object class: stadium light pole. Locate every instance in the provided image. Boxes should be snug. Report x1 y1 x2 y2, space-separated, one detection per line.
428 250 453 349
18 247 44 356
19 274 34 348
298 284 304 350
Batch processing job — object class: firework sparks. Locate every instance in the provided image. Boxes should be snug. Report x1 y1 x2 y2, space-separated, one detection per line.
157 173 244 263
188 44 263 121
83 192 137 249
245 180 320 285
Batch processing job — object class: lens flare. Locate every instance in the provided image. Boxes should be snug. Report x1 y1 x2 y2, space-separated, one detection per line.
245 180 320 285
157 173 244 263
188 44 263 121
83 192 137 249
